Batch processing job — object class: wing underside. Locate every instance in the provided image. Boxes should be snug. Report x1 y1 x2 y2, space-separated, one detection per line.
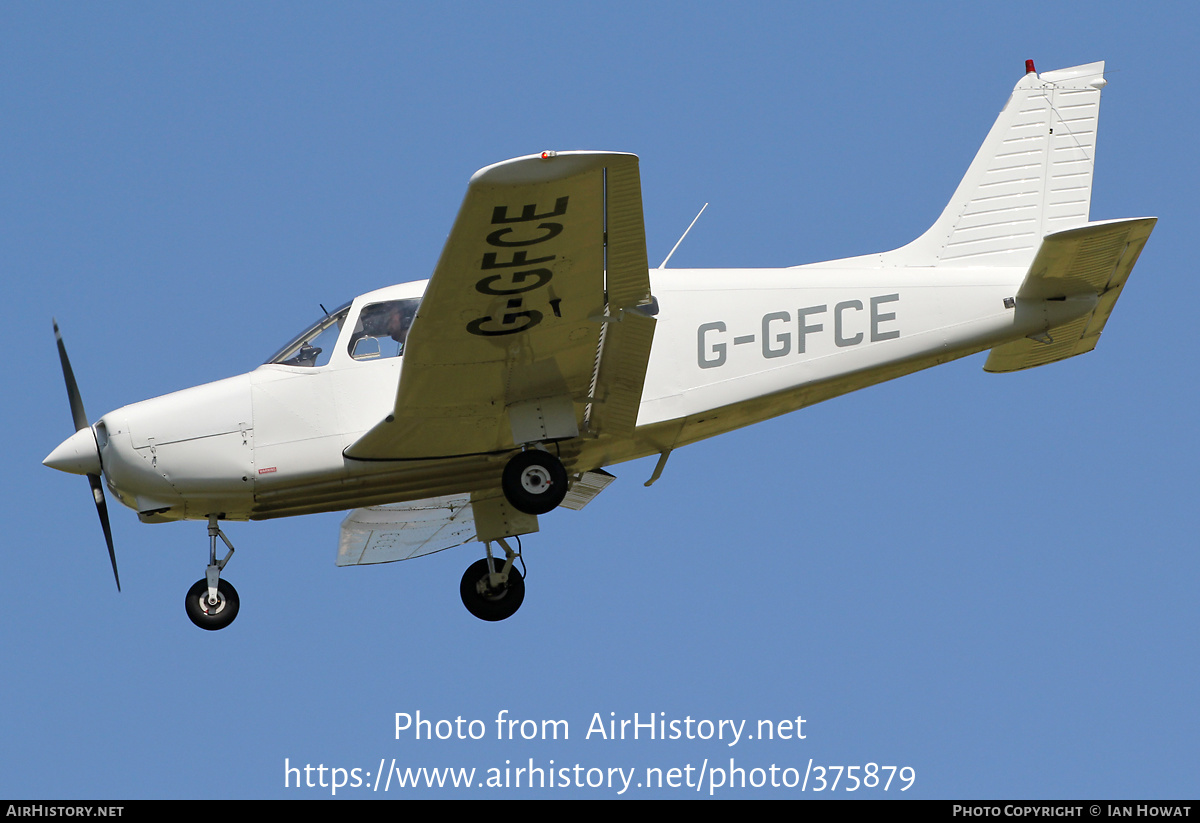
337 151 653 567
336 494 476 566
345 151 653 462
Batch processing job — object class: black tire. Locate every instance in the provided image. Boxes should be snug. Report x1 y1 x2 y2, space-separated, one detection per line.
459 558 525 622
185 578 240 631
501 450 568 515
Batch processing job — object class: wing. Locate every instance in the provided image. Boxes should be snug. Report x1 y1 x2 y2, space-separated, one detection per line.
336 494 476 566
336 490 544 565
345 151 653 461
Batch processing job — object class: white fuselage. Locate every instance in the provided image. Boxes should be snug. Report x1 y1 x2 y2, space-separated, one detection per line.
89 262 1089 523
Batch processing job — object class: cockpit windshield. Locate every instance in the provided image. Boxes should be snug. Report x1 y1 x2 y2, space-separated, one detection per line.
265 303 352 368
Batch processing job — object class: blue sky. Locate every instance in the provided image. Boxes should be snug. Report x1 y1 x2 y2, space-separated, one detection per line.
4 2 1197 798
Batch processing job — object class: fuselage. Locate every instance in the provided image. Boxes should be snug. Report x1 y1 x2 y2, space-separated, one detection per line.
76 262 1092 524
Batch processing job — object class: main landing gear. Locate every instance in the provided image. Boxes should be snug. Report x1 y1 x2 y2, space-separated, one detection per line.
501 448 567 515
460 538 525 622
185 515 240 631
468 446 565 620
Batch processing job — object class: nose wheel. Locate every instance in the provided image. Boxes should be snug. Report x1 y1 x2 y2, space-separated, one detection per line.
501 449 568 515
185 578 240 630
185 514 240 630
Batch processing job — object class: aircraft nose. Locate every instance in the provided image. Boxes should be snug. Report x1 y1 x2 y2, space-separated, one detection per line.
44 427 102 475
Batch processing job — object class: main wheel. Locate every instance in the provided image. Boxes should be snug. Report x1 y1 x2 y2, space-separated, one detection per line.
501 450 568 515
459 558 525 622
185 578 240 631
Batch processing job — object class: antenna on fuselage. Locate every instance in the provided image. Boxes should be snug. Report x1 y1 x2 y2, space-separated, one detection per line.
657 202 708 269
320 304 330 317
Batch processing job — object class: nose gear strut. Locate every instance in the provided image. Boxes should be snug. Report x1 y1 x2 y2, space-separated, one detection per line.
184 515 240 630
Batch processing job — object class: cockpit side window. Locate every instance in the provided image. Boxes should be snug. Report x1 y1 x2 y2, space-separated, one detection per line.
265 304 351 368
347 298 421 361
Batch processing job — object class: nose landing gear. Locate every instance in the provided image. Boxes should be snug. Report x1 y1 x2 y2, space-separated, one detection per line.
185 578 239 630
185 515 240 631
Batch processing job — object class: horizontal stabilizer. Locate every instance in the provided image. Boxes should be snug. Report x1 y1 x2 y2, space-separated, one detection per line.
984 217 1155 372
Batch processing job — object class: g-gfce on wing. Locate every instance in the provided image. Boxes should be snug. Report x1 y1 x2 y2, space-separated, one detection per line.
344 150 654 463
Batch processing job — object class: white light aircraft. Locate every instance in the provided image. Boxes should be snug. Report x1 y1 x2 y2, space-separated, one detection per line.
45 61 1155 629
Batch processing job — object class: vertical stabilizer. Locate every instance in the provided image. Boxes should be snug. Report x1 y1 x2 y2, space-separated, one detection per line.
878 61 1107 268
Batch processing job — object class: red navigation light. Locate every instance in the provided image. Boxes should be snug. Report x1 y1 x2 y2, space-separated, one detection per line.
1025 59 1036 75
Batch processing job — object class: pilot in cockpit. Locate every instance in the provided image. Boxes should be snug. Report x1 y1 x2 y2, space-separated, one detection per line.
351 298 419 359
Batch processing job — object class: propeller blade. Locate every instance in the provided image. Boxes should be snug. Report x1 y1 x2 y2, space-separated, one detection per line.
53 319 89 433
52 320 120 592
88 473 121 591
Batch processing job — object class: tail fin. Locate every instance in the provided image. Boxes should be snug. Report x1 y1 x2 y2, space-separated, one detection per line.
881 61 1108 268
